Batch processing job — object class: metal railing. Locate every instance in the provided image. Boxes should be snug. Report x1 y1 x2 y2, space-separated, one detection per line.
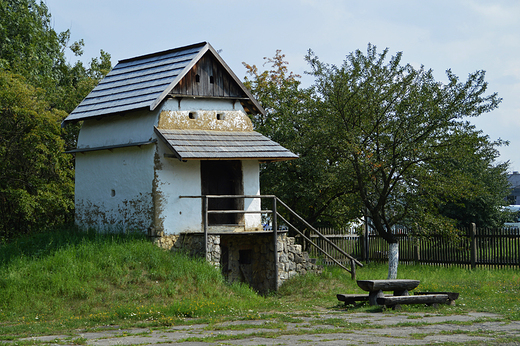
179 195 362 280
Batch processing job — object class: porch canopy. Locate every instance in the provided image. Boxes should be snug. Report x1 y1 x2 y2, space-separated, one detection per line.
155 127 298 162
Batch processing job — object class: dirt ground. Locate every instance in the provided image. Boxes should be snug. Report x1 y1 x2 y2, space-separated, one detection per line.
18 311 520 345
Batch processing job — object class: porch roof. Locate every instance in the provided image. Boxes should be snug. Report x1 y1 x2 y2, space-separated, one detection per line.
155 128 298 162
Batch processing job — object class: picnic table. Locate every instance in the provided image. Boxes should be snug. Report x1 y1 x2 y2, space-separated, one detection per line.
337 279 459 309
357 279 420 305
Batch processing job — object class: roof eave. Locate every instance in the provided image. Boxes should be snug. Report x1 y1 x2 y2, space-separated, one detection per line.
179 156 298 162
154 126 183 160
155 128 298 162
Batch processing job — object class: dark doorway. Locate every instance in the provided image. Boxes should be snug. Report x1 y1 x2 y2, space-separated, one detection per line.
201 160 244 225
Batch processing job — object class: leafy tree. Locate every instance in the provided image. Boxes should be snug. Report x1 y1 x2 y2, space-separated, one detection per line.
0 0 65 87
0 0 111 242
305 44 508 278
437 134 510 228
0 71 74 241
0 0 111 132
243 52 361 232
57 49 112 151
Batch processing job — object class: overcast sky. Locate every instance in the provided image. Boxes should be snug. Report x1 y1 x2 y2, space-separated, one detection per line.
44 0 520 171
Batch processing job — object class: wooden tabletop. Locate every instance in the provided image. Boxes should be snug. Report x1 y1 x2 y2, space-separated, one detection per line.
357 279 420 292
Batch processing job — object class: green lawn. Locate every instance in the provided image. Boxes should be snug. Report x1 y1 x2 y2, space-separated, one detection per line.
1 227 519 339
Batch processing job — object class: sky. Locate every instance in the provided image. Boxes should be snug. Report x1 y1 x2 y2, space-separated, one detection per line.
44 0 520 171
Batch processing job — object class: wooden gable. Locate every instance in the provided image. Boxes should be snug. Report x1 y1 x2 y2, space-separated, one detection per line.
170 53 245 99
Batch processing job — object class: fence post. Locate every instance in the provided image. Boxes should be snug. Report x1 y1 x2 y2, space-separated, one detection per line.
362 223 369 263
414 237 420 264
471 223 477 269
350 259 356 280
360 224 365 261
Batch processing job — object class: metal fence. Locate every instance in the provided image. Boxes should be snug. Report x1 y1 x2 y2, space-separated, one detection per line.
297 226 520 268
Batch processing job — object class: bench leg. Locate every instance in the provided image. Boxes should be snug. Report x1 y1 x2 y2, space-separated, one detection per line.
382 303 402 311
369 290 384 306
392 304 402 311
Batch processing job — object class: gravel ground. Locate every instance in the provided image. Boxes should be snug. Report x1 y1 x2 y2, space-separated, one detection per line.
19 312 520 346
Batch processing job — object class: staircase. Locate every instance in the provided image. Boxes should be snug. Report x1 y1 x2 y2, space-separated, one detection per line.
273 198 363 279
180 194 363 282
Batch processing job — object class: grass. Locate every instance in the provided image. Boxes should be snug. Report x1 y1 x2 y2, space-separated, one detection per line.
0 228 271 336
278 261 520 319
1 226 519 340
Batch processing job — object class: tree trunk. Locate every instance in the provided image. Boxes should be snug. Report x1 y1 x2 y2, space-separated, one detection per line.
387 242 399 279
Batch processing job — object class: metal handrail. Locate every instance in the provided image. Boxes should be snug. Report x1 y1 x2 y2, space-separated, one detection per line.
275 198 363 268
179 194 361 280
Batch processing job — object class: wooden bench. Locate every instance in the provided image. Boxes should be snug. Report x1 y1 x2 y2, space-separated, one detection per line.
338 279 459 310
414 292 460 306
377 294 449 309
337 293 396 306
336 294 369 306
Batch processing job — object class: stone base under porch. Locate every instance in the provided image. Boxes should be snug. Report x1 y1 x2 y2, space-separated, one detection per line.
152 231 322 293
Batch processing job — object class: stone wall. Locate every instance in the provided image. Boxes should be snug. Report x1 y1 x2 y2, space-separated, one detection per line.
152 231 322 293
152 232 220 261
277 233 322 287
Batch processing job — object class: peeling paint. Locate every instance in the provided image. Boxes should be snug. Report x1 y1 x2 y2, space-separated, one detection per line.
75 192 153 232
74 145 155 233
158 110 254 131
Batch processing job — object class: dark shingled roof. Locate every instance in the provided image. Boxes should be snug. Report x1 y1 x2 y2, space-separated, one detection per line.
155 128 298 161
63 42 264 125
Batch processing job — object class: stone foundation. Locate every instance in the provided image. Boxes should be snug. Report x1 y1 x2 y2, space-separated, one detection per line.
277 234 321 284
152 231 321 293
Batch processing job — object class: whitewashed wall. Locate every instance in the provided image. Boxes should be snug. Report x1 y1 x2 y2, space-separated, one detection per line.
75 145 155 231
74 99 263 234
154 99 262 234
74 110 157 231
242 160 262 231
76 110 157 148
153 139 202 234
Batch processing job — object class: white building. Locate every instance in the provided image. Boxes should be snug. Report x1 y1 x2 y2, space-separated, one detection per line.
63 42 335 292
63 42 297 237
